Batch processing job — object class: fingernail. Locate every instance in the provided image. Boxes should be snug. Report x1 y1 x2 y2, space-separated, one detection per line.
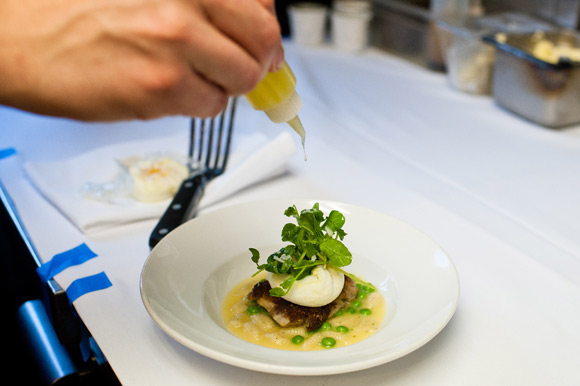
271 46 285 72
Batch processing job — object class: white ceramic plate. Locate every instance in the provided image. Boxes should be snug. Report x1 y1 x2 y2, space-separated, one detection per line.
140 199 459 375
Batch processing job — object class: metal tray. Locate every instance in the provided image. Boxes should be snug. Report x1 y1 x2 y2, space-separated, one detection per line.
484 30 580 127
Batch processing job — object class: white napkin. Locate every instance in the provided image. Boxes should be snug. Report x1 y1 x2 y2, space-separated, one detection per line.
24 131 297 235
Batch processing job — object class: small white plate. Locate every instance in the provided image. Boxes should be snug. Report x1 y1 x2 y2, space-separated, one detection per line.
140 199 459 375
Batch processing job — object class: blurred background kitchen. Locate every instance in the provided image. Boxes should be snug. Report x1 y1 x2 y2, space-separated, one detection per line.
274 0 580 128
276 0 580 51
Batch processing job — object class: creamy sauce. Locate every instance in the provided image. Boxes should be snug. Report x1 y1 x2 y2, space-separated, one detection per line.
288 116 307 161
222 272 385 351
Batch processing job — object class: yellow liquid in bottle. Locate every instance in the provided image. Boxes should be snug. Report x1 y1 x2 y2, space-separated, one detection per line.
245 61 307 160
245 61 296 111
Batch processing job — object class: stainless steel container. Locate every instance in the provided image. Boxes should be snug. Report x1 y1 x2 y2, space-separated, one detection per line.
370 0 443 69
484 30 580 127
437 13 553 95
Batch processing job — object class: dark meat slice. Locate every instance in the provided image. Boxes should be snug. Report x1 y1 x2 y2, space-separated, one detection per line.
248 276 357 331
248 280 316 328
328 275 359 316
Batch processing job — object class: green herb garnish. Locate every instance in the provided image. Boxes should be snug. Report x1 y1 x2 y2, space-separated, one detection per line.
250 202 374 297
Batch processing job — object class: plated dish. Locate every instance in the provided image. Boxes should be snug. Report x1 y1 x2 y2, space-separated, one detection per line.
140 199 460 375
224 202 385 351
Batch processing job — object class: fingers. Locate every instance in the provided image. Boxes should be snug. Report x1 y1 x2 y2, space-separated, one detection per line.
257 0 285 71
202 0 282 64
190 0 283 93
98 0 284 119
136 0 285 118
179 14 264 97
128 62 230 120
270 44 285 72
0 0 285 121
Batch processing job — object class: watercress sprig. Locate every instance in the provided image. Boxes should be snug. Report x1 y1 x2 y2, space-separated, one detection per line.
250 202 373 297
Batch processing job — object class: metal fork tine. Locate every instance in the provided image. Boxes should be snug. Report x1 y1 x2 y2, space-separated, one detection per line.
198 119 206 163
220 97 237 170
188 118 196 167
205 118 215 169
188 98 237 172
213 111 226 169
149 97 237 249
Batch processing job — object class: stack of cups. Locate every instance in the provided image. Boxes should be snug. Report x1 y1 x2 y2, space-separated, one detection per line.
287 2 329 46
331 0 373 52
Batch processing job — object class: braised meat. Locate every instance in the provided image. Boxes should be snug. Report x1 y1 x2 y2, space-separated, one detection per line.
248 276 357 331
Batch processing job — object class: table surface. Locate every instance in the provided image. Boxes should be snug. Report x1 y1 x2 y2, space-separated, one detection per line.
1 42 580 385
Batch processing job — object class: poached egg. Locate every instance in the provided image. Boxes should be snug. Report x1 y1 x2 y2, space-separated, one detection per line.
129 157 188 202
268 265 344 307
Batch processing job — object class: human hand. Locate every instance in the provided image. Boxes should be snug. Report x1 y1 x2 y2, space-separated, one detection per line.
0 0 284 121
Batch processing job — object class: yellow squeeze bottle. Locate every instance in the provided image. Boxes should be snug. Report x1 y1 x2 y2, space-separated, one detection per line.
244 61 307 159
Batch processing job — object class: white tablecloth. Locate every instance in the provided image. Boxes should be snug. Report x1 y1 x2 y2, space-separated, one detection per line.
1 42 579 385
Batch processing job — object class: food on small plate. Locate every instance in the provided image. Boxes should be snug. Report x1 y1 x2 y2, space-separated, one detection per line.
81 154 188 204
128 157 188 202
222 203 385 350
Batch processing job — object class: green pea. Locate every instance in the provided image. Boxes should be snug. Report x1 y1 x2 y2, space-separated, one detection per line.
359 308 372 315
347 307 357 314
321 337 336 348
333 309 345 317
319 322 332 331
336 325 349 333
351 300 363 308
291 335 305 344
356 291 368 300
246 306 264 315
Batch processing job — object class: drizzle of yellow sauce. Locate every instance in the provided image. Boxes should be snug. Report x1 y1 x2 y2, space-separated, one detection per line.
288 116 307 161
222 273 385 351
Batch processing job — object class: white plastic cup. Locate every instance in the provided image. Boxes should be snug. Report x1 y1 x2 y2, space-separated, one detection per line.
288 2 328 46
331 9 372 52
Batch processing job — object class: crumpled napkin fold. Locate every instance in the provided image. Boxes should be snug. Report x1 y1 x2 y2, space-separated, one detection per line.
24 131 297 235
